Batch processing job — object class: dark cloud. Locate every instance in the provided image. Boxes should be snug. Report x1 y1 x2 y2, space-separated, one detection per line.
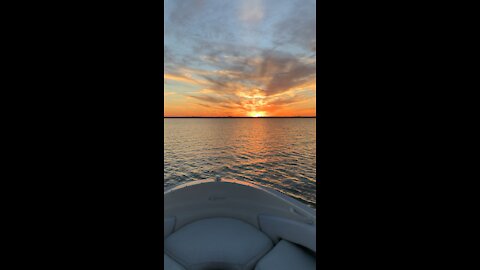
193 47 315 96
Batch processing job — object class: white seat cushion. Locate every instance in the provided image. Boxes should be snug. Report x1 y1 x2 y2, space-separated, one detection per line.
164 253 186 270
165 218 273 270
254 240 316 270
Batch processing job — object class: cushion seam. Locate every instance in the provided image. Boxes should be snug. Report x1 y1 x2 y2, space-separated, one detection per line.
242 239 274 270
165 250 189 269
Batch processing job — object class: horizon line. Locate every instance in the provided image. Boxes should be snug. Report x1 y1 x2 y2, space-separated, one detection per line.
164 116 317 118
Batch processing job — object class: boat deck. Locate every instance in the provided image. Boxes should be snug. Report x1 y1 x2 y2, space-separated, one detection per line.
164 180 316 270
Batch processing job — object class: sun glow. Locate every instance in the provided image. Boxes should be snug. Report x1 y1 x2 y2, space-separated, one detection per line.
249 111 266 117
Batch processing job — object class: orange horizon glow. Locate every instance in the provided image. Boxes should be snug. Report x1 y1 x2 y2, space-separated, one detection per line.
164 75 316 117
163 105 316 117
163 103 316 117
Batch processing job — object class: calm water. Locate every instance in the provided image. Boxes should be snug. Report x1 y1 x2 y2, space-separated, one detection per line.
164 118 316 208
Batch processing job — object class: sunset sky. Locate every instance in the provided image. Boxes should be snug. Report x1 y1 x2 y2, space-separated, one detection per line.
164 0 316 117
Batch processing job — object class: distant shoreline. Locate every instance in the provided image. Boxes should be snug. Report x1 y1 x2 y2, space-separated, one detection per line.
164 116 316 118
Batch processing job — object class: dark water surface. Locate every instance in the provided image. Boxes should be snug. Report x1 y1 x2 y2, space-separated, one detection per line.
164 118 316 208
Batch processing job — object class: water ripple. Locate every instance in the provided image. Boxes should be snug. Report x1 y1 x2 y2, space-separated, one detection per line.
164 118 317 208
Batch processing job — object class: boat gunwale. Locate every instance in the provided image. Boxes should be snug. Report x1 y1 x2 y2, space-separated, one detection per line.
164 179 316 217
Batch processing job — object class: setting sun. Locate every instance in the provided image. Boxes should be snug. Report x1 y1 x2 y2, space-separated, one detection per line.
249 111 266 117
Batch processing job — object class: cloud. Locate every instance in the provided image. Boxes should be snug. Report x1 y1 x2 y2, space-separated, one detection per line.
271 0 316 52
165 0 236 44
239 0 264 25
166 44 315 115
164 0 316 116
164 73 206 86
194 47 315 93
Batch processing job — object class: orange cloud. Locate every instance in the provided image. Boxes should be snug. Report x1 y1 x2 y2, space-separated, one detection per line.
164 73 204 85
165 45 316 117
